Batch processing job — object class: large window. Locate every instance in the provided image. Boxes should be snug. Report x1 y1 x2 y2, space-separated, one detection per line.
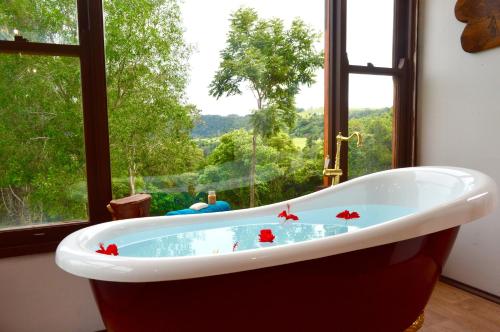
104 0 325 214
325 0 417 183
348 74 394 179
0 54 87 227
346 0 395 179
0 0 79 45
0 0 417 256
0 0 111 256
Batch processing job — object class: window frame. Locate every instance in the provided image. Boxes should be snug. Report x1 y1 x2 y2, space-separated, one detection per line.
0 0 112 257
0 0 418 257
324 0 418 185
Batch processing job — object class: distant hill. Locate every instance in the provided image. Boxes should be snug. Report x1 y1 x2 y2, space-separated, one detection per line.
192 107 391 138
349 107 392 119
297 107 323 117
191 114 250 138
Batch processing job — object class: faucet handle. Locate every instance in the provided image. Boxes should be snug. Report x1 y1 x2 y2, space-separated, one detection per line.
324 155 331 169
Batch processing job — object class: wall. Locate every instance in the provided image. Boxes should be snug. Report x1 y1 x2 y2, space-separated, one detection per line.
418 0 500 296
0 253 104 332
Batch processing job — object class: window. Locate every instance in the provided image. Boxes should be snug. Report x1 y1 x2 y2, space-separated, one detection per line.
325 0 417 183
348 74 394 179
0 0 79 44
104 0 326 214
0 0 417 256
0 0 111 256
0 54 87 227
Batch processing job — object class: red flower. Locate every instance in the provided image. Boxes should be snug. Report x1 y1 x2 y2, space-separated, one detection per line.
259 229 275 243
278 204 299 222
96 243 119 256
336 210 360 220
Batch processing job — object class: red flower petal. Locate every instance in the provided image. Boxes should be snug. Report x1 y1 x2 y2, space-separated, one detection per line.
349 211 360 219
95 243 106 254
106 244 119 256
278 210 288 218
259 229 275 243
286 213 299 221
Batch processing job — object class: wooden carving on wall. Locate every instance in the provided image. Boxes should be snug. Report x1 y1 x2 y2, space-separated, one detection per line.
455 0 500 53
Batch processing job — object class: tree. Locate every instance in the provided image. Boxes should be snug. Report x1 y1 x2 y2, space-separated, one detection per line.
0 0 85 225
0 0 203 226
209 7 323 207
105 0 202 196
199 129 296 208
348 109 393 178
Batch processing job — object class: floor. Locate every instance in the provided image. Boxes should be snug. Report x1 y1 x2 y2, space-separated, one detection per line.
422 282 500 331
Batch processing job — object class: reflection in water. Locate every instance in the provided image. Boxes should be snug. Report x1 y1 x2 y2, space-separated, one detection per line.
119 223 347 258
114 205 415 258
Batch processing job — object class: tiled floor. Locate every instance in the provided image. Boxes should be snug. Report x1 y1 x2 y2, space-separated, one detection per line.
422 282 500 332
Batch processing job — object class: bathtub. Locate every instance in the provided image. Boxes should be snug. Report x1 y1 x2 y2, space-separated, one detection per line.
56 167 497 332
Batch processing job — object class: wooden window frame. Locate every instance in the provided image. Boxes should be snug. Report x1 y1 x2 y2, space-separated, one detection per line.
324 0 419 185
0 0 112 257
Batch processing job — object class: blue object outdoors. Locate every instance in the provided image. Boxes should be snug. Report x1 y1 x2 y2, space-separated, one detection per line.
166 201 231 216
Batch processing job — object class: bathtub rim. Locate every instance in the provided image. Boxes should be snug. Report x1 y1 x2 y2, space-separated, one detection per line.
55 166 497 282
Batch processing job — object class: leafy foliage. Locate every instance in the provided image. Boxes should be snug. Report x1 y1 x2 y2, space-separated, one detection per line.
0 3 393 227
348 109 393 178
0 0 202 225
197 129 322 209
209 7 324 206
0 55 86 225
105 0 202 196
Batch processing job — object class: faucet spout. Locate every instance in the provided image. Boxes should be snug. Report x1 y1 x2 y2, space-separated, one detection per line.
338 131 363 147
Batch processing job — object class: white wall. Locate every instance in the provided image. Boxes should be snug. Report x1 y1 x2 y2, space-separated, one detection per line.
0 253 104 332
418 0 500 296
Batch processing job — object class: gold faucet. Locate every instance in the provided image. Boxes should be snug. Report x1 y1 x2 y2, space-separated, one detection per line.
323 131 363 186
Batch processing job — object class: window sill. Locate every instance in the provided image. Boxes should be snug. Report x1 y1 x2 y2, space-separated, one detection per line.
0 221 89 258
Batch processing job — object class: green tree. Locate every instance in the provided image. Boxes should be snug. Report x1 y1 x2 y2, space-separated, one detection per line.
0 55 86 225
105 0 202 196
198 129 285 208
348 109 393 178
209 7 323 207
0 0 203 225
0 0 85 225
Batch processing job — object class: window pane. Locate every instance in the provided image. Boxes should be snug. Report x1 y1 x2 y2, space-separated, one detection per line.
346 0 394 67
0 54 87 228
0 0 78 44
348 74 393 179
105 0 325 215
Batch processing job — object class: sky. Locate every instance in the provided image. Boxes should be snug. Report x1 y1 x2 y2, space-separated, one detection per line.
181 0 394 116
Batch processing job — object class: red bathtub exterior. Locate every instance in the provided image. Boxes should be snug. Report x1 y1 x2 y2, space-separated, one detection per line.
91 227 459 332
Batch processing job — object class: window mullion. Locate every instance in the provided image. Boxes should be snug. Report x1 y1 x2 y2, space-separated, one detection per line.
348 65 399 76
0 40 80 57
392 0 418 168
77 0 113 223
325 0 349 185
